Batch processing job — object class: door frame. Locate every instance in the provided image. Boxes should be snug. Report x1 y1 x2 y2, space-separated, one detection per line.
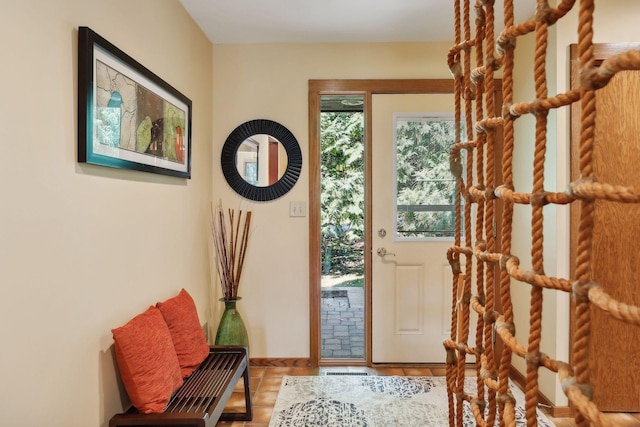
308 79 455 366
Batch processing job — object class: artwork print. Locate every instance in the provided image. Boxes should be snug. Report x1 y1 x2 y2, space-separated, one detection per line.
94 60 187 164
78 27 192 178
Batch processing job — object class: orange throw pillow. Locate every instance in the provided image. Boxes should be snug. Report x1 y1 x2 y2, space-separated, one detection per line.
157 289 210 378
112 306 183 414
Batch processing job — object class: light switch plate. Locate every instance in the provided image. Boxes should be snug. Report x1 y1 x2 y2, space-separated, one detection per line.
290 201 306 217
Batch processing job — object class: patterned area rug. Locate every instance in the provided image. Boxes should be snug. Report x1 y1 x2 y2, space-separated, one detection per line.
269 375 555 427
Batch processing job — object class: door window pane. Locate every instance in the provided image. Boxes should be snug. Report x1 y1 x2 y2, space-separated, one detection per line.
395 114 462 239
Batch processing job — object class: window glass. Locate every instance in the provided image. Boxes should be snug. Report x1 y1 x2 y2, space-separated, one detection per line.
395 114 463 239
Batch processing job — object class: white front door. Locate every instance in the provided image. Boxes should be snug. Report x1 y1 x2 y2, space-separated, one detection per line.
371 93 460 363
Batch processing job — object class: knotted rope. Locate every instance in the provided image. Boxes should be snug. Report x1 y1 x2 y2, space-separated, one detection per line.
445 1 640 426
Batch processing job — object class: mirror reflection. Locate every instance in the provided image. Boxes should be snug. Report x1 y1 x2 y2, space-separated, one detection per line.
236 134 288 187
221 119 301 201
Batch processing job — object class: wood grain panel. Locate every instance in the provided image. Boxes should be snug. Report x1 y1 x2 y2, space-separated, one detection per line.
589 70 640 411
570 43 640 412
308 88 321 367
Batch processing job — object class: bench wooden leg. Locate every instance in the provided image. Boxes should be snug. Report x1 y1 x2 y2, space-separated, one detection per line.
219 364 253 422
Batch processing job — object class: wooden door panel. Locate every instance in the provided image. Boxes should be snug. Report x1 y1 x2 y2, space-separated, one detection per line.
570 44 640 412
589 70 640 411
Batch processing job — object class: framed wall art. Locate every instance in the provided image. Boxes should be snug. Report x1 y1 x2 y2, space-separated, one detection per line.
78 26 192 178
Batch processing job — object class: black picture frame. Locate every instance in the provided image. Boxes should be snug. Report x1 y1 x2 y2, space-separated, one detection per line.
78 26 192 178
221 120 302 201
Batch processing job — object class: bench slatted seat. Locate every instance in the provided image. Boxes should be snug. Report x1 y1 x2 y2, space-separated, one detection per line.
110 346 252 427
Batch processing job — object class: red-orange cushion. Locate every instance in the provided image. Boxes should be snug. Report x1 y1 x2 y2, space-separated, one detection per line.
112 306 183 414
156 289 210 378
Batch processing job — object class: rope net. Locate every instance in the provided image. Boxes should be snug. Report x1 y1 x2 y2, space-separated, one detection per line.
445 1 640 426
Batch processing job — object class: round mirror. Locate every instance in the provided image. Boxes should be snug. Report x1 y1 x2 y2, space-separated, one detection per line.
221 120 302 201
235 135 288 187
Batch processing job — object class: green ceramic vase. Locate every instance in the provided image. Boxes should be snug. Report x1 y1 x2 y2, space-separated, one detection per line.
214 298 249 348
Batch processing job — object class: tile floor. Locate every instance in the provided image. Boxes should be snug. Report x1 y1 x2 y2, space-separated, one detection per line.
216 366 640 427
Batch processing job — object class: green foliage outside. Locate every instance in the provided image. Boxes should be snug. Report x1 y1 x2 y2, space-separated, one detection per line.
395 119 459 238
339 277 365 287
321 112 365 277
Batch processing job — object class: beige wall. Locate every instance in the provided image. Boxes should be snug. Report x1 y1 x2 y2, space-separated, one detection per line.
0 1 213 426
510 26 565 405
211 42 453 357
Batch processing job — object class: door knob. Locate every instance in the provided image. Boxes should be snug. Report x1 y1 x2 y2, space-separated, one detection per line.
376 247 396 257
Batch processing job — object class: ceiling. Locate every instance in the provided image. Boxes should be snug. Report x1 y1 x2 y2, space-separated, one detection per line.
179 0 537 45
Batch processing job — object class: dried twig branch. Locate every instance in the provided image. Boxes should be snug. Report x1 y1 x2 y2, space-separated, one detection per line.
210 201 252 300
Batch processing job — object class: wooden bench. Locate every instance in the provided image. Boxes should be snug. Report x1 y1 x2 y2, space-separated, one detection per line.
110 345 252 427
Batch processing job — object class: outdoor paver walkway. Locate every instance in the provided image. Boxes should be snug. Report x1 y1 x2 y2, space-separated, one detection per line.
321 287 364 358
